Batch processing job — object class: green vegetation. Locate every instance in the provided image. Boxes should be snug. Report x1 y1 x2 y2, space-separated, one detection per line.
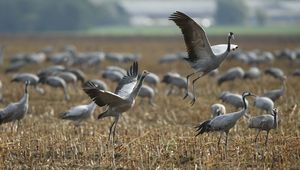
85 25 300 36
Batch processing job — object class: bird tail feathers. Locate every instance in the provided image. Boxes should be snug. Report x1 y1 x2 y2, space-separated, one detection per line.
59 112 69 119
195 120 211 136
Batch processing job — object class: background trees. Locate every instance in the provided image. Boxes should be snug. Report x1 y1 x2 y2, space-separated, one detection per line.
0 0 129 33
215 0 249 25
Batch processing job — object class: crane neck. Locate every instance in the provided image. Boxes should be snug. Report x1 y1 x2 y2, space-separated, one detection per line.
88 102 96 110
226 34 232 52
20 87 29 105
273 112 278 129
242 95 248 111
281 80 286 92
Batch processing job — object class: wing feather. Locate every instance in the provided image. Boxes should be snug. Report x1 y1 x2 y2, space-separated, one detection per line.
83 81 126 107
169 11 214 62
114 62 138 97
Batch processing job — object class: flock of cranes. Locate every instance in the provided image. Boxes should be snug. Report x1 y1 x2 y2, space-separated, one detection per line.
0 11 299 154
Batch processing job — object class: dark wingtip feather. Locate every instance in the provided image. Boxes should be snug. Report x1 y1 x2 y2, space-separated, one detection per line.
169 11 189 21
195 120 211 137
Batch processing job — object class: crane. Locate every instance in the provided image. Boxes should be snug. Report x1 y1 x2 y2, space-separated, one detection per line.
83 62 149 143
169 11 237 105
195 92 255 151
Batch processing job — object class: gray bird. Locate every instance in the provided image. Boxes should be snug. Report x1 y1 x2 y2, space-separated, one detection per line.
86 79 108 91
169 11 238 105
37 65 66 78
217 67 244 86
265 67 286 80
219 91 248 110
138 85 155 107
60 102 97 127
254 96 274 114
263 78 286 102
102 69 124 83
159 53 184 64
105 52 124 62
143 72 160 87
248 108 278 145
105 66 127 75
83 62 149 143
0 81 29 130
243 67 261 80
55 72 78 89
211 103 226 118
39 76 70 101
66 68 86 85
11 73 44 94
195 92 255 151
161 73 187 96
292 69 300 76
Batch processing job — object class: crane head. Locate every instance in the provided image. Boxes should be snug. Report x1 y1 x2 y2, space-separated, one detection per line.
228 32 234 40
142 70 150 77
272 108 278 116
242 91 256 97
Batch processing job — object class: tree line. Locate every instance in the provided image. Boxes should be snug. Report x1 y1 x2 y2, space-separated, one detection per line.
0 0 129 33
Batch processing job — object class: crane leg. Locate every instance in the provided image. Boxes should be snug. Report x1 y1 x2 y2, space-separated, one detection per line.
149 97 155 107
225 131 229 156
16 120 20 132
218 132 223 146
108 119 116 142
183 72 195 99
166 86 174 96
225 131 229 148
112 116 120 144
254 130 261 143
265 131 269 146
190 73 204 105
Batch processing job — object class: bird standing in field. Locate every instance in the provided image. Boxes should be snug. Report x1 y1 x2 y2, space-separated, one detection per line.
60 102 96 127
11 73 45 94
169 11 238 105
195 92 255 151
83 62 149 143
248 108 278 145
254 96 274 114
211 103 226 118
263 78 286 102
0 81 29 131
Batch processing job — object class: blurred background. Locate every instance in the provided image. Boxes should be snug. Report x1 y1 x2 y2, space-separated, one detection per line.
0 0 300 36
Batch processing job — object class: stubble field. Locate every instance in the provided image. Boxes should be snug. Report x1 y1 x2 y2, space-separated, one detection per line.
0 35 300 169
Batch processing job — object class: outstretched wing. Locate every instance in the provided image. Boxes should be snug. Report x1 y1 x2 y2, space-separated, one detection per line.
114 62 139 98
169 11 214 62
83 81 126 107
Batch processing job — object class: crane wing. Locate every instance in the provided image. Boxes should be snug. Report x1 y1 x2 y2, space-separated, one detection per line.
211 44 238 56
0 103 18 123
169 11 214 62
114 62 139 98
83 81 126 107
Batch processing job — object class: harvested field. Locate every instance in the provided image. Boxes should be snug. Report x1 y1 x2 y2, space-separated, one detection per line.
0 35 300 169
